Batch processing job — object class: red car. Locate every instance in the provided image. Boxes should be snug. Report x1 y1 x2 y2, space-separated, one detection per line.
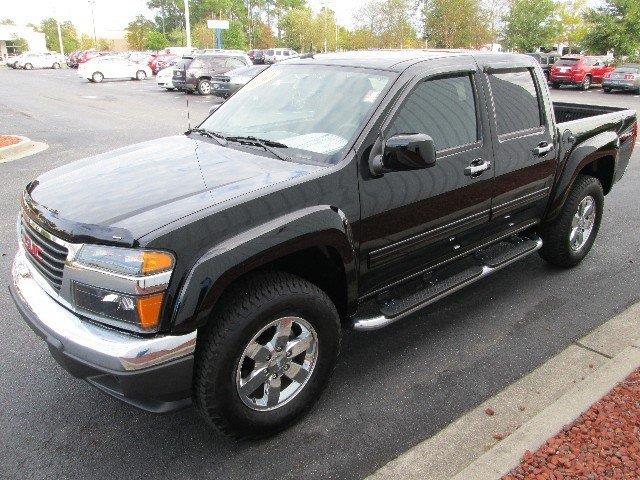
549 55 615 90
150 54 178 74
76 50 107 65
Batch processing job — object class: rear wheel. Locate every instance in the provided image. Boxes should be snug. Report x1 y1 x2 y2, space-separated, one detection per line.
52 62 61 69
581 75 591 90
603 87 611 93
197 79 212 95
135 70 146 80
550 82 560 89
193 271 341 438
539 174 603 268
24 63 33 70
91 71 104 83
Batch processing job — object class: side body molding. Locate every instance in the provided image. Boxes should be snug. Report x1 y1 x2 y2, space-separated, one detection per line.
545 129 619 221
171 205 357 332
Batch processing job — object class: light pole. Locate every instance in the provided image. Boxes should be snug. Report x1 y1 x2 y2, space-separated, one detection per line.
184 0 192 48
52 7 64 55
88 0 97 47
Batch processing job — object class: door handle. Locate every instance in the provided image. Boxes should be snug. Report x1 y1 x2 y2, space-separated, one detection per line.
464 159 491 177
532 142 554 156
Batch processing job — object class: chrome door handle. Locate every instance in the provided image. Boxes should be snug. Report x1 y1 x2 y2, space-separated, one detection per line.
464 159 491 177
532 142 554 156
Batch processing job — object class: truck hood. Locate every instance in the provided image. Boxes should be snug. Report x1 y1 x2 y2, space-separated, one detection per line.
24 135 323 244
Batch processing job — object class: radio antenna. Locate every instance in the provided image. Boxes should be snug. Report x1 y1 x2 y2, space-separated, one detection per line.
186 94 191 130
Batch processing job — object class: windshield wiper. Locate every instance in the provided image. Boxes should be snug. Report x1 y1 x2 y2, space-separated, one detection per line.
185 127 227 146
225 135 292 162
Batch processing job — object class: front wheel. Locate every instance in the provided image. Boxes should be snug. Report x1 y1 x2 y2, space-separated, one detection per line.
193 271 341 438
581 75 591 90
91 71 104 83
24 63 33 70
539 174 603 268
52 62 61 69
135 70 146 80
197 79 212 95
603 87 611 93
550 82 560 89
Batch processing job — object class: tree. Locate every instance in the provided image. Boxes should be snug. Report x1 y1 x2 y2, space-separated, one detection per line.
423 0 491 48
503 0 561 52
222 19 248 49
354 0 419 49
556 0 589 52
125 15 156 50
145 30 170 49
1 18 16 25
147 0 185 34
582 0 640 56
39 18 80 53
7 36 28 53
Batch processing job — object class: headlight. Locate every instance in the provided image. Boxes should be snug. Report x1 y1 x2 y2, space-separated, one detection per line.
69 245 175 333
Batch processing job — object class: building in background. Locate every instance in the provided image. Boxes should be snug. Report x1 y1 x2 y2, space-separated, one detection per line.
0 25 46 59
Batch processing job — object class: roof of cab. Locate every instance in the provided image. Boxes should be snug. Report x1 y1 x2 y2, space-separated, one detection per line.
285 49 536 72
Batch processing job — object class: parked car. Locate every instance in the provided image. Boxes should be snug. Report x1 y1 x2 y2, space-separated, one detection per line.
66 51 82 68
549 55 615 90
602 64 640 94
150 53 178 74
5 53 24 68
247 49 265 64
78 56 152 83
156 65 176 90
16 52 65 69
210 64 269 98
172 53 252 94
263 48 298 64
9 51 637 439
525 52 560 80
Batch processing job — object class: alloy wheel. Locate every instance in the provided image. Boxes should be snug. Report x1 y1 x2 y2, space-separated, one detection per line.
235 316 318 411
569 195 596 251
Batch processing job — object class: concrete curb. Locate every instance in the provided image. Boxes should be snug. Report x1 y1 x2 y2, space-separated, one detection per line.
0 135 48 163
367 302 640 480
452 345 640 479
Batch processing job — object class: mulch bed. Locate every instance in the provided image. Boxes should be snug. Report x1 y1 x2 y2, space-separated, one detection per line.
0 135 21 148
503 367 640 480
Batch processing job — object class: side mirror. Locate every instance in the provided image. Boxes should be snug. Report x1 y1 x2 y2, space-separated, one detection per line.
370 133 437 175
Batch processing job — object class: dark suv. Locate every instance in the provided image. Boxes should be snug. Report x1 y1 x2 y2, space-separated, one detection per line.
173 54 251 95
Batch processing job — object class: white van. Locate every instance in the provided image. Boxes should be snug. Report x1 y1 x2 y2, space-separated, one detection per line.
263 48 298 64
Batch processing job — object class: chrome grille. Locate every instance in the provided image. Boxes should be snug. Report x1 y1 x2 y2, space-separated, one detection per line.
20 216 68 291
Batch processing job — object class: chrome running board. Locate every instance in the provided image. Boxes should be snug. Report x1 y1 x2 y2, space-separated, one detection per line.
352 236 543 331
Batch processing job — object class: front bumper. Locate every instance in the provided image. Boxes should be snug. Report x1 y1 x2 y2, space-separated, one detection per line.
172 78 196 91
10 248 196 412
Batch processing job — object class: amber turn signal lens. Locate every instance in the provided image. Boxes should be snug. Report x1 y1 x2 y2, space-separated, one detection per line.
141 251 174 275
137 292 165 329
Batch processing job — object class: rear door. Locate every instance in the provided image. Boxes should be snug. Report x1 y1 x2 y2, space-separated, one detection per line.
356 57 495 295
483 62 557 234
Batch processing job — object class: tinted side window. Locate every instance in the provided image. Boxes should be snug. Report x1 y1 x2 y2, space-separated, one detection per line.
389 75 478 151
488 69 541 135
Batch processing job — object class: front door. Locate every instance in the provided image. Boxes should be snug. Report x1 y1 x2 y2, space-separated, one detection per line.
356 59 495 296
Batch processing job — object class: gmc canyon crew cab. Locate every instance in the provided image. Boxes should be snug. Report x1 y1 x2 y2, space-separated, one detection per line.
10 51 637 438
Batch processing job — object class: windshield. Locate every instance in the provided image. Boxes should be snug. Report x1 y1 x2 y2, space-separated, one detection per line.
200 65 392 165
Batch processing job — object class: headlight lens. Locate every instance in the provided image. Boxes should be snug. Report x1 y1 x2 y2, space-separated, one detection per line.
75 245 174 276
70 245 175 332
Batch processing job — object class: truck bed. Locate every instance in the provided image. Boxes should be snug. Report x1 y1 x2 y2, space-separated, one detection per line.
553 102 627 124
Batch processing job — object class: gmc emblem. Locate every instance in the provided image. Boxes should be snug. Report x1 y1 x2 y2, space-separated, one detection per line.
23 235 43 261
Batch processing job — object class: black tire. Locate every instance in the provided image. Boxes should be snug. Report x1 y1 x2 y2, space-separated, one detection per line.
539 174 603 268
52 62 60 69
197 79 212 95
24 63 33 70
194 271 341 439
603 87 611 93
581 75 591 90
135 70 146 80
92 71 104 83
550 82 560 89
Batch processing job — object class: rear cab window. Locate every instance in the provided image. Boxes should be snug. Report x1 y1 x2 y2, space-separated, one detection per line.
487 69 544 137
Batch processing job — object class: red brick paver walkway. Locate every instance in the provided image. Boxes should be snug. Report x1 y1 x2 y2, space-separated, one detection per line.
503 367 640 479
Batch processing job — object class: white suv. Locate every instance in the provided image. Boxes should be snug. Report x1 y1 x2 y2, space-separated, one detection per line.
263 48 298 64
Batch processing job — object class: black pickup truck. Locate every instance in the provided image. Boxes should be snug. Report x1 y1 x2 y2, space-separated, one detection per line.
10 51 637 438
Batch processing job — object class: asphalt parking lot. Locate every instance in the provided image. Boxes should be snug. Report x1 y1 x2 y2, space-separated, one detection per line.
1 67 640 480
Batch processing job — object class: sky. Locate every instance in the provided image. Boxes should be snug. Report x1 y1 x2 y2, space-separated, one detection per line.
0 0 368 37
